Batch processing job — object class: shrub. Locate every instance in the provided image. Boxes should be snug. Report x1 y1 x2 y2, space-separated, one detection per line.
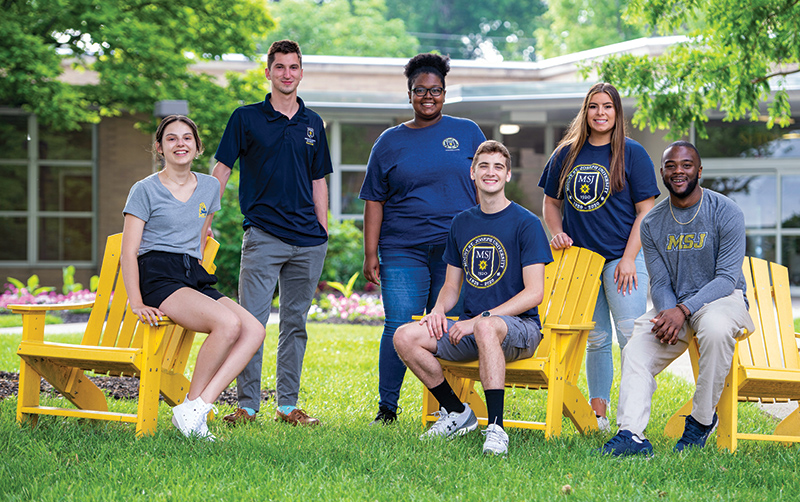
322 216 366 291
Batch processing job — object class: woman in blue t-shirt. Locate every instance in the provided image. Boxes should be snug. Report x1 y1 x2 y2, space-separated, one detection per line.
121 115 265 440
538 83 660 431
359 54 486 425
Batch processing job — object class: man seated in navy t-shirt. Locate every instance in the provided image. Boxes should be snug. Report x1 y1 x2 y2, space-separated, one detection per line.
394 140 553 456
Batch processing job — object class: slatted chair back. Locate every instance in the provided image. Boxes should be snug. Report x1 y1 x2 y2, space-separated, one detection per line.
740 258 800 375
535 246 606 368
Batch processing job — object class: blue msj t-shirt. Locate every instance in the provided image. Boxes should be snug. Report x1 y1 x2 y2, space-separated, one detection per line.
443 202 553 327
538 138 660 260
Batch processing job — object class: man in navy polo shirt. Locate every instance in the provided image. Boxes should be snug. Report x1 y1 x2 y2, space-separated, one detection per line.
212 40 331 427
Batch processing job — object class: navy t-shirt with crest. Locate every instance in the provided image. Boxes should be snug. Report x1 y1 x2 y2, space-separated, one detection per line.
443 202 553 327
359 115 485 248
537 138 660 260
215 93 333 247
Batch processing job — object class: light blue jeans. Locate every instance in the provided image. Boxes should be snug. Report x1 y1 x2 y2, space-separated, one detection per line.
586 251 649 405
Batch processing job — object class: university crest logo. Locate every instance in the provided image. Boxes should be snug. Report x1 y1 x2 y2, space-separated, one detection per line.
462 234 507 289
565 163 611 212
442 137 459 150
198 202 208 218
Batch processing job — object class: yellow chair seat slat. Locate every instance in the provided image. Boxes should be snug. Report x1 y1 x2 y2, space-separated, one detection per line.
12 233 219 436
664 256 800 451
420 245 604 438
18 406 138 423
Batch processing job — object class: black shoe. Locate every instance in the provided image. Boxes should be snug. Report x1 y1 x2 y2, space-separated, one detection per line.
674 413 718 452
369 406 399 425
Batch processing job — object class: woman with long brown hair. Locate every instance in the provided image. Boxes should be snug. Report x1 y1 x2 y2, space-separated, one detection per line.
538 83 659 431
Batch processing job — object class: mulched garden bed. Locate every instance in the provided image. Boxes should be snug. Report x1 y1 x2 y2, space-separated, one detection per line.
0 371 275 405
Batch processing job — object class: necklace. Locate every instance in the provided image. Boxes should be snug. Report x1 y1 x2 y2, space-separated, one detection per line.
670 188 703 225
162 169 191 186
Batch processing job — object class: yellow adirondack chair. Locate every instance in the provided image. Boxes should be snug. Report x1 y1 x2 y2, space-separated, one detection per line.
664 257 800 451
12 233 220 436
420 245 605 437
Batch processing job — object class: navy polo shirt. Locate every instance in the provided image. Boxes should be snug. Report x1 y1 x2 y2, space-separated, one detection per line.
215 94 333 247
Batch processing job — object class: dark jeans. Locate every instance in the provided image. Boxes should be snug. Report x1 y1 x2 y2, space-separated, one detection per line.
378 244 463 411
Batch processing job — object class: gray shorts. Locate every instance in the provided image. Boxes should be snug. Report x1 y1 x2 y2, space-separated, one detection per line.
434 315 543 363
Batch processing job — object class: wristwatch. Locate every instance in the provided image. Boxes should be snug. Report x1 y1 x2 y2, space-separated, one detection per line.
481 311 492 317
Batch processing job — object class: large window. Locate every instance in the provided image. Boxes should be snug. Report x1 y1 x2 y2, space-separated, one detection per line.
328 121 391 220
702 164 800 288
0 112 96 265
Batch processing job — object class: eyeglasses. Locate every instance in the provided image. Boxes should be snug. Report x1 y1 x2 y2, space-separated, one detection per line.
411 87 444 97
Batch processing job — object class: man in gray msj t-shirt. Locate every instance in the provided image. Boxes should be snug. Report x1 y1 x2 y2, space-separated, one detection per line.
601 141 755 457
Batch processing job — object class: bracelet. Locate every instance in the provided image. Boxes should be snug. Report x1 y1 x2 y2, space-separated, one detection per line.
676 304 691 320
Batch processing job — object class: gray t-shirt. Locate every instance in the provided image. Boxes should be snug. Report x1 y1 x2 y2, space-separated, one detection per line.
123 172 221 260
641 188 747 314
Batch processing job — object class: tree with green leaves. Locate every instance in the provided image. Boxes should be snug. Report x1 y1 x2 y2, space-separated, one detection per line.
591 0 800 138
384 0 547 61
535 0 648 59
1 0 273 151
262 0 418 58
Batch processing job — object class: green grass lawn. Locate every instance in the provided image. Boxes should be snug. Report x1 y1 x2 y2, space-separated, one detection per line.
1 323 798 501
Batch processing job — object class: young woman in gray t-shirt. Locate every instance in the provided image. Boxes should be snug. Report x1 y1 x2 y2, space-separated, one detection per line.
120 115 265 441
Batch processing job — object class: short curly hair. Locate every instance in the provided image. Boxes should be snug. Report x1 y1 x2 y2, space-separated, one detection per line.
404 53 450 90
268 40 302 69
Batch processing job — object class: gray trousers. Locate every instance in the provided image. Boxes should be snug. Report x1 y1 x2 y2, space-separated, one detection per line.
237 226 327 410
616 290 754 437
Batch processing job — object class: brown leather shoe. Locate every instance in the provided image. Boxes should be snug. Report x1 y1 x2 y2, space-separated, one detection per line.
274 408 320 426
222 408 256 426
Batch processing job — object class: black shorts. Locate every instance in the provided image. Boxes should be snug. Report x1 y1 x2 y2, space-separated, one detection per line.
138 251 224 308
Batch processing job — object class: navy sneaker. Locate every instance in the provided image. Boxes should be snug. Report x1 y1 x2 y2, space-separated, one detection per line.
600 430 653 456
674 413 718 452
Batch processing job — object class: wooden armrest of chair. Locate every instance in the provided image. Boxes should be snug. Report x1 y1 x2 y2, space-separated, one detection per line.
544 322 596 332
151 316 175 326
8 302 96 314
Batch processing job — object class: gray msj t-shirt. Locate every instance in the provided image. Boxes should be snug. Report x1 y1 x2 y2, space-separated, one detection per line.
123 172 221 260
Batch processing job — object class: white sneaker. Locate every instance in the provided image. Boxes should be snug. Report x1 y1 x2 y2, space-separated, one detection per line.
597 416 611 433
482 423 509 455
172 396 217 441
420 403 478 440
195 401 218 441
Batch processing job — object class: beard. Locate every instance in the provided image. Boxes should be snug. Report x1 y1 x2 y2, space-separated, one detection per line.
665 175 700 199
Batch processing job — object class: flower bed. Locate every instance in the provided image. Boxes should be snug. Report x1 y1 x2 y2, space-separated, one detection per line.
0 285 96 310
308 293 385 325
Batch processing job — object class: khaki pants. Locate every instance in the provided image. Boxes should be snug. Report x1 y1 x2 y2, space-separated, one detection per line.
616 290 755 437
